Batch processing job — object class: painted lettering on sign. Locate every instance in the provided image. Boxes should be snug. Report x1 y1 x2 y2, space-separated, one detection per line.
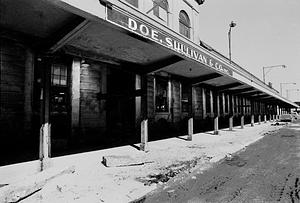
107 7 233 76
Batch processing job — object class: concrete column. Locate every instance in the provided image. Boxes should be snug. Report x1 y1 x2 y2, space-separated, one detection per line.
214 116 219 135
273 115 275 121
258 115 261 124
140 119 149 152
241 115 244 129
229 116 233 131
251 115 254 126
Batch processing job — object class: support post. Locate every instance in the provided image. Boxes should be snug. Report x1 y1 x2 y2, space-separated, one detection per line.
39 123 51 170
240 98 244 129
241 115 244 129
140 75 148 152
258 115 261 124
229 116 233 131
229 94 233 131
39 58 51 171
251 115 254 126
214 116 219 135
71 58 81 142
213 91 219 135
188 117 193 141
264 115 267 123
140 119 149 152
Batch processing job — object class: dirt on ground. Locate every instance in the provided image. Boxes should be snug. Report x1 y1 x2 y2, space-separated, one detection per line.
143 122 300 203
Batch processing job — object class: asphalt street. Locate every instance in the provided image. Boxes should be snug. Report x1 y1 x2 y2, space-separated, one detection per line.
143 122 300 203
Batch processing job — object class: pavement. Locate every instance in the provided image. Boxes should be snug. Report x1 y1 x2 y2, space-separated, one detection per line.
0 121 285 203
143 121 300 202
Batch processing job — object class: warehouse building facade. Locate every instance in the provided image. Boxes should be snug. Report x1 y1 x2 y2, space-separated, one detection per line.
0 0 297 172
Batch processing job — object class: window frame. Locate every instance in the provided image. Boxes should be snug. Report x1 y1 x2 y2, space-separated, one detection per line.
179 10 191 39
51 64 68 87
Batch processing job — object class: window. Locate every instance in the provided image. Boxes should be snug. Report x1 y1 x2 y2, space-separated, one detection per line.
51 64 67 86
155 77 168 112
153 0 168 21
181 83 190 112
179 10 190 39
124 0 138 8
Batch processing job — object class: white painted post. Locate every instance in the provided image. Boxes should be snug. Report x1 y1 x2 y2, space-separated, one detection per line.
140 119 149 152
40 123 51 171
258 115 261 124
214 116 219 135
71 58 81 138
241 115 244 129
251 115 254 126
229 116 233 131
188 117 193 141
264 115 267 123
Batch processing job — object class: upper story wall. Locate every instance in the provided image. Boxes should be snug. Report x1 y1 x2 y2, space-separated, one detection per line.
121 0 203 43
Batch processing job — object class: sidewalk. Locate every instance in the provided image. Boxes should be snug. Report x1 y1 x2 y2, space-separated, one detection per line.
1 122 283 202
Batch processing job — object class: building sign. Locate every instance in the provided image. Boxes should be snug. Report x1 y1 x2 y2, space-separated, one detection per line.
107 7 233 76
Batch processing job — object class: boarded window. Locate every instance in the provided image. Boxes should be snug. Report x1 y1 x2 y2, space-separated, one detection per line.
179 10 190 38
153 0 168 21
155 77 168 112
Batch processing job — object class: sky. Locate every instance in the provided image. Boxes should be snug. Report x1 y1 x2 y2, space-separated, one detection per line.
197 0 300 102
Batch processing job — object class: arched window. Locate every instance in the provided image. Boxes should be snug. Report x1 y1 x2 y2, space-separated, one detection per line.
179 10 190 39
152 0 168 22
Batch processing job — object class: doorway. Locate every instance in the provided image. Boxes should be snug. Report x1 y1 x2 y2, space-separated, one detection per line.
50 63 70 155
106 69 137 146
